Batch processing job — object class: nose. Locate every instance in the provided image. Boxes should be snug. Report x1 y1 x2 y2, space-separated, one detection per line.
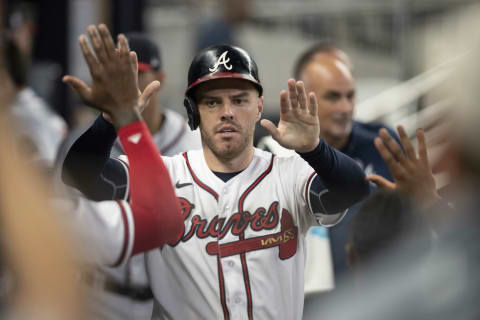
220 101 234 121
337 96 353 114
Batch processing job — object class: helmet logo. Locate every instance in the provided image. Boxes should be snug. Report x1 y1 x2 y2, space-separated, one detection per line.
209 51 232 72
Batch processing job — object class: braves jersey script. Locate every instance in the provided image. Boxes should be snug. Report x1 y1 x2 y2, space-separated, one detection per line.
117 148 346 320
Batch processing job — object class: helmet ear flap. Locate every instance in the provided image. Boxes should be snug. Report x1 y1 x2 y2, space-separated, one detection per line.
183 96 200 130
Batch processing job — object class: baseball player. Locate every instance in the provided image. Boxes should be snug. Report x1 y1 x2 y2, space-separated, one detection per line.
66 33 201 320
63 24 369 320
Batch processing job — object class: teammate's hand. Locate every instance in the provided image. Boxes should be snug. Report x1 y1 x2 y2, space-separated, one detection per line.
260 79 320 153
366 125 441 209
63 24 160 128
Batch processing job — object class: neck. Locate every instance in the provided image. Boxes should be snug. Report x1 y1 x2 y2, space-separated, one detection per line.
203 145 255 173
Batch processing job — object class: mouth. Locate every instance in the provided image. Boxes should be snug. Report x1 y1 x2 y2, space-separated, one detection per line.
332 117 351 125
217 125 238 136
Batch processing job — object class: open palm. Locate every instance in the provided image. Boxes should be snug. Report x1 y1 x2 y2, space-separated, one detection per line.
261 79 320 153
63 24 160 125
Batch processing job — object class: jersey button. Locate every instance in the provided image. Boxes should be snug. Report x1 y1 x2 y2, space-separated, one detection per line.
234 297 242 304
228 261 234 267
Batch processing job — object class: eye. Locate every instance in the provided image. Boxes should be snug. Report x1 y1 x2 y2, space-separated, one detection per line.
205 100 218 108
324 92 340 102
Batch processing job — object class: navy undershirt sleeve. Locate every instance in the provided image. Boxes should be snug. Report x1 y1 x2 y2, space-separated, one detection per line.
298 140 370 214
61 115 128 201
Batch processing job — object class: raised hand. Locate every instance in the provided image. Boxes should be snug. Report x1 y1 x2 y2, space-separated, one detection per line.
63 24 160 128
260 79 320 153
367 125 441 209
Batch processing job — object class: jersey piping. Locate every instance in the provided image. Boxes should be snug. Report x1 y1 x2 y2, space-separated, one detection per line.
236 153 275 320
183 152 219 201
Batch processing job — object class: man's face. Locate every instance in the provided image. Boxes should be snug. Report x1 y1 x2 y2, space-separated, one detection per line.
194 79 263 160
301 59 355 146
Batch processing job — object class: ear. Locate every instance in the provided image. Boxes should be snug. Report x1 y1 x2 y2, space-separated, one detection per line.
256 96 264 122
154 71 166 89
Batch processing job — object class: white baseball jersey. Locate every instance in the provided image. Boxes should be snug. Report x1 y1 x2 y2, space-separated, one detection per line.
87 108 201 320
53 193 134 267
257 135 335 294
10 87 67 168
118 148 346 320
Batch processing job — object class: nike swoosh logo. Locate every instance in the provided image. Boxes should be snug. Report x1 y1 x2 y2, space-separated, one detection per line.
175 181 193 189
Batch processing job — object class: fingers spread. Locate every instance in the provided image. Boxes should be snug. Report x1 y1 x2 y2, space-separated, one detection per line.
397 125 416 161
62 75 91 101
308 92 318 116
417 128 430 168
117 34 130 59
296 81 308 110
79 34 100 76
366 174 396 190
374 136 406 179
379 128 407 165
140 80 161 107
280 90 289 115
260 119 279 139
98 24 116 57
88 25 108 64
129 51 139 76
287 79 298 109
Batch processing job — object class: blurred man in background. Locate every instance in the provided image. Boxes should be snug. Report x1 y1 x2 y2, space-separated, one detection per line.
5 34 67 171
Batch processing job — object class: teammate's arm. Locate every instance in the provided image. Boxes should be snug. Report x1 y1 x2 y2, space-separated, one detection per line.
62 114 125 200
62 24 184 254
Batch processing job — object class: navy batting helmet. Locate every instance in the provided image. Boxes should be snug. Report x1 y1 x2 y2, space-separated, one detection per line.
184 44 263 130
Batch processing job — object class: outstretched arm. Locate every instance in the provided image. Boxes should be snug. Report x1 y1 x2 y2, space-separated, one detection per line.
61 114 124 200
262 79 369 215
62 25 158 200
62 24 183 250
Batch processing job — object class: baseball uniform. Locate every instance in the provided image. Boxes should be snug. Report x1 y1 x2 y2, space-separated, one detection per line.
62 44 369 320
63 135 368 320
87 108 201 320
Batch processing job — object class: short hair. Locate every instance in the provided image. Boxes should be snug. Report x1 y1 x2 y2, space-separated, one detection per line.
348 191 429 265
293 42 341 80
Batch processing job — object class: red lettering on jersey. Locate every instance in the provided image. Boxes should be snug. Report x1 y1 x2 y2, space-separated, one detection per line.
172 200 298 259
170 197 194 246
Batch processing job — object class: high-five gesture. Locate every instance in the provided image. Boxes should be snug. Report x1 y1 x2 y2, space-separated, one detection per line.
63 24 160 129
261 79 320 153
367 125 441 209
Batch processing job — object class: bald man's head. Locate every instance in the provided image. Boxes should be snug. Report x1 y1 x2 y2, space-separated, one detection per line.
293 43 353 79
301 56 355 149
